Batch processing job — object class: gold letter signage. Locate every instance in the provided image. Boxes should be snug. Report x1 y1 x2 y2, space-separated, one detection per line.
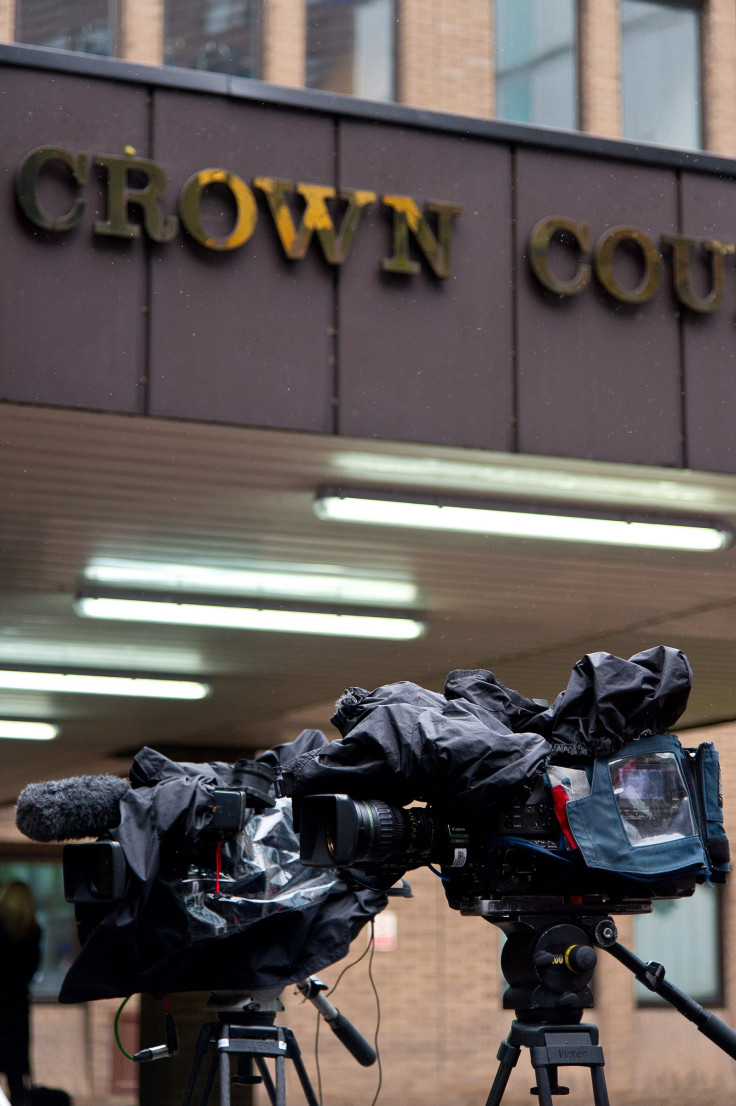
529 213 736 313
14 145 461 279
528 217 591 296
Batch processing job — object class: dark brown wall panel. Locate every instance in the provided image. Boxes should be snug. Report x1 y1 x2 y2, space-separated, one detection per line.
515 148 683 466
0 67 147 411
147 91 335 431
336 122 515 450
6 54 736 474
680 173 736 473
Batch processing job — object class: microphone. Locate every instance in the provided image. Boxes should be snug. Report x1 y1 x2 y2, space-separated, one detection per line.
16 774 131 842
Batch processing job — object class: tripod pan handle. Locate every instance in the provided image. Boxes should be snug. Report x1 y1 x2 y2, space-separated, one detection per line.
327 1012 377 1066
696 1011 736 1060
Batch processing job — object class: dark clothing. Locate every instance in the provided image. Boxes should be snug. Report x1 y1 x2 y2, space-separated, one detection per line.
0 924 41 1098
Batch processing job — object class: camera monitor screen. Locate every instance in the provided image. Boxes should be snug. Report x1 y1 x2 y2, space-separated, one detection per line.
609 751 695 847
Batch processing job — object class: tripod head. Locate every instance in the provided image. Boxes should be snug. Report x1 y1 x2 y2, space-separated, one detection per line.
483 898 652 1024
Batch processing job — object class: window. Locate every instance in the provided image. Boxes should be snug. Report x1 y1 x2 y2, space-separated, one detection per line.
0 860 78 1001
621 0 702 149
634 884 721 1005
164 0 260 77
495 0 578 130
15 0 115 55
307 0 395 101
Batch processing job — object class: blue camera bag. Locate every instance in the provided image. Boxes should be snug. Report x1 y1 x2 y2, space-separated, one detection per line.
562 734 728 883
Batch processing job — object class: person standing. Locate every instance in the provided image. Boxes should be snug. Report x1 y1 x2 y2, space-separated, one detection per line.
0 882 41 1104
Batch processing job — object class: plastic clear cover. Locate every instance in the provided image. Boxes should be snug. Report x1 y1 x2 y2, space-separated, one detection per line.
180 797 344 940
609 751 696 846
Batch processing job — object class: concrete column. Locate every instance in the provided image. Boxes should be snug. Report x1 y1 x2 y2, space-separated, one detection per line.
702 0 736 157
398 0 492 119
119 0 165 66
0 0 15 43
262 0 306 87
579 0 621 137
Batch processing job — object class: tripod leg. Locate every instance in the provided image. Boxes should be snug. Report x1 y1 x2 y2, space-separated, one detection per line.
282 1028 320 1106
219 1049 231 1106
485 1039 522 1106
590 1063 611 1106
199 1056 219 1106
530 1064 556 1106
181 1023 215 1106
255 1057 278 1106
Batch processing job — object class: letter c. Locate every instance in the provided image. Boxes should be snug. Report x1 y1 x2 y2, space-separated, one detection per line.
528 216 591 296
16 146 87 231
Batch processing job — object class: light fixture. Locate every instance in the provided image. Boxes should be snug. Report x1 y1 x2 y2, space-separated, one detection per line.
0 667 209 699
75 592 424 641
314 489 731 552
0 720 58 741
83 559 418 606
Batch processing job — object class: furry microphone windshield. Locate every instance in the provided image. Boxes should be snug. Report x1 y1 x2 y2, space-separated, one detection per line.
16 774 131 842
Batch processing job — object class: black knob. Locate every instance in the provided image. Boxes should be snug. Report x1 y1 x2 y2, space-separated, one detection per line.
594 918 618 948
566 944 597 973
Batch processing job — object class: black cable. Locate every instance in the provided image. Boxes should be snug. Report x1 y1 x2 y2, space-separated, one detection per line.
310 919 383 1106
314 1004 323 1106
366 922 383 1106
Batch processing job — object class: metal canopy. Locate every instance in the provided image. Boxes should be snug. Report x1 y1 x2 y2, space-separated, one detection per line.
2 402 736 803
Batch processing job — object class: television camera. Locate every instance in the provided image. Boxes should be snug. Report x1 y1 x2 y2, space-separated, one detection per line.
281 648 736 1104
15 645 736 1106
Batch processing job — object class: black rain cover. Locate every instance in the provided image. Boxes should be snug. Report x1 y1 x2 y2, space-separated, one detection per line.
59 731 386 1003
280 647 693 824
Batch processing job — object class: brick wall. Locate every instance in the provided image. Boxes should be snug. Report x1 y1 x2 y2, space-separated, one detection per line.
3 0 736 157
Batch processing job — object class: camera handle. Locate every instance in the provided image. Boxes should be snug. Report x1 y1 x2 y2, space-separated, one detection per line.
597 923 736 1060
296 977 377 1066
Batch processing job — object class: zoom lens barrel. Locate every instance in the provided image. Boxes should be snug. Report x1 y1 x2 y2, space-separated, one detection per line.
298 795 441 868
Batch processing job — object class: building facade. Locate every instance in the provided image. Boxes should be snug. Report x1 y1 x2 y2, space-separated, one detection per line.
3 4 736 1106
2 0 736 153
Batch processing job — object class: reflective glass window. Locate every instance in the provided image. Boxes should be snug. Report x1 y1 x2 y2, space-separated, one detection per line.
634 883 720 1004
307 0 395 101
15 0 115 55
165 0 260 77
621 0 702 149
0 861 77 1001
495 0 578 130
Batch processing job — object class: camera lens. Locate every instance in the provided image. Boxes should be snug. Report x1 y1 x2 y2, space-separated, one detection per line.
351 800 411 863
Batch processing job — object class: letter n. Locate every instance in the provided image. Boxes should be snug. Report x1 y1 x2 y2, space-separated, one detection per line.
381 195 463 278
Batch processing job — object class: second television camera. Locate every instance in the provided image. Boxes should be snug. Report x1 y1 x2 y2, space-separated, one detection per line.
288 649 730 918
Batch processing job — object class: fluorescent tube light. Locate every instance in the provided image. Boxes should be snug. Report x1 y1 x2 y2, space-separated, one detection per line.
0 669 209 699
0 720 58 741
314 493 730 552
84 559 417 606
76 596 424 641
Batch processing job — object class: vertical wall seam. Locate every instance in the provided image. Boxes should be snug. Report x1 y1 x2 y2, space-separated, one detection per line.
510 144 520 453
332 115 341 435
676 169 688 469
142 83 154 418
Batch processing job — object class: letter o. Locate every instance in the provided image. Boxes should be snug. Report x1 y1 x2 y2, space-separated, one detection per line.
179 169 257 251
528 216 591 296
594 226 662 304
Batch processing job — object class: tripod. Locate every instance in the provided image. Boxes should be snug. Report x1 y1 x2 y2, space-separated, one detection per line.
484 909 736 1106
179 983 376 1106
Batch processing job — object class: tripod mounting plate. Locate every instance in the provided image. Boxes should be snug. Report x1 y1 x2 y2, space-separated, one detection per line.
462 895 653 920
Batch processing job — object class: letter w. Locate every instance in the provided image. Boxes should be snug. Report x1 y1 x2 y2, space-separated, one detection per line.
253 178 375 263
